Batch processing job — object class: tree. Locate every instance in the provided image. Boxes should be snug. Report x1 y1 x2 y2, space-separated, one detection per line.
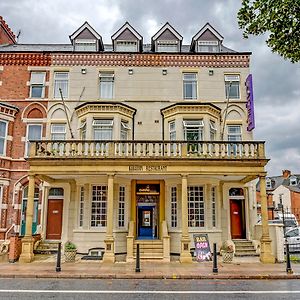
237 0 300 63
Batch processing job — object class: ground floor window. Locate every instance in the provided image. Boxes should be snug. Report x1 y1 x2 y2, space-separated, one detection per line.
212 186 216 227
79 186 84 227
118 186 125 227
91 185 107 227
171 186 177 228
188 186 204 227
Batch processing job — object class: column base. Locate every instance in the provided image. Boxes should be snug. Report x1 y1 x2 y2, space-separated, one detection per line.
103 237 115 263
260 237 275 264
19 236 35 263
180 237 192 263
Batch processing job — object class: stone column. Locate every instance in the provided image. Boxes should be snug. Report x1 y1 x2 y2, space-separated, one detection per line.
103 174 115 262
180 175 192 263
259 176 275 263
19 175 35 263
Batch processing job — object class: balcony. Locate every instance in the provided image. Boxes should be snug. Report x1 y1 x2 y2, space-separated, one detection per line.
29 140 266 160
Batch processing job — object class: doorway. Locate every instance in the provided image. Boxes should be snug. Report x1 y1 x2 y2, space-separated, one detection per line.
138 206 155 238
46 198 63 240
230 199 246 239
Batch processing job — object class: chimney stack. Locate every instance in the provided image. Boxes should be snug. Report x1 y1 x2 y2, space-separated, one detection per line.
282 169 291 178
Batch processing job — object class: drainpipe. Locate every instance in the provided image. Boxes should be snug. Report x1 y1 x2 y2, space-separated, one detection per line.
160 110 165 141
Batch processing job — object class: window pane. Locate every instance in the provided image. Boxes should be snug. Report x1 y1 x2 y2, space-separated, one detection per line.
30 72 45 84
225 75 240 99
99 74 114 99
54 72 68 98
31 86 44 98
183 73 197 99
0 121 7 156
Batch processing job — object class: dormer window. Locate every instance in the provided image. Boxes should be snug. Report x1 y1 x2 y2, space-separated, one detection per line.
197 40 219 52
266 179 272 189
290 176 298 186
115 41 138 52
157 40 179 52
74 39 97 51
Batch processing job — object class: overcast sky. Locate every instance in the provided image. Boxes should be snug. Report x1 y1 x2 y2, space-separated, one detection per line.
1 0 299 176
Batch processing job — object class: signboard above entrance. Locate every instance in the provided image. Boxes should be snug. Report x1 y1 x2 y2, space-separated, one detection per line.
129 165 167 172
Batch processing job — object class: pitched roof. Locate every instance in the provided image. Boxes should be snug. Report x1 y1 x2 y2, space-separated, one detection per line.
151 22 183 41
111 22 143 41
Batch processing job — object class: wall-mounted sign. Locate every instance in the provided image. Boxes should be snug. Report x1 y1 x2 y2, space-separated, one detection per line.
245 74 255 131
129 165 167 172
193 233 212 262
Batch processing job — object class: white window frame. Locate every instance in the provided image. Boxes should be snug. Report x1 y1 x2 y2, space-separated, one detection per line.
169 121 176 141
54 72 69 99
99 72 114 99
121 121 130 140
209 120 217 141
51 123 66 140
157 40 179 52
90 185 107 228
197 40 219 52
290 177 298 186
115 41 138 52
30 72 46 98
118 186 125 228
79 120 87 140
225 74 240 99
0 120 8 156
93 119 113 140
183 120 204 141
25 124 42 157
171 186 177 228
183 73 197 100
0 185 3 225
188 186 205 228
78 186 84 228
227 125 242 141
74 39 97 51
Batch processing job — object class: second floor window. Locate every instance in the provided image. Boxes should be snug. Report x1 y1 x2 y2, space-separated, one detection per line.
183 73 197 99
183 120 204 141
51 124 66 140
25 124 42 156
93 119 113 140
99 73 114 99
225 75 240 99
0 120 7 156
169 121 176 140
54 72 69 99
30 72 46 98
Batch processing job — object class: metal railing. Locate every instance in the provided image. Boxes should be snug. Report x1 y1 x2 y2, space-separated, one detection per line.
29 140 266 160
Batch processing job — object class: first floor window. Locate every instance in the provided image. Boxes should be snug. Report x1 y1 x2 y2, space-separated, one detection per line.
225 75 240 99
30 72 46 98
209 120 217 141
188 186 204 227
227 125 242 141
183 73 197 99
51 124 66 140
25 124 42 156
0 120 7 156
169 121 176 140
54 72 69 99
91 185 107 227
171 187 177 228
183 120 204 141
99 72 114 99
120 121 130 140
79 120 87 140
93 119 113 140
118 186 125 227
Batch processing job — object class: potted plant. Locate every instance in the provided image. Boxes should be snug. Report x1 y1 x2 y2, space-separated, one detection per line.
220 240 234 263
64 241 77 262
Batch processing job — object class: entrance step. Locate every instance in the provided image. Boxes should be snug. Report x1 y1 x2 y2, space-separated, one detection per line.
232 239 259 257
34 240 60 254
134 240 164 260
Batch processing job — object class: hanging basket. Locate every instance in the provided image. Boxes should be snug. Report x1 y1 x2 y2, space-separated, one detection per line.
221 251 234 263
64 249 77 262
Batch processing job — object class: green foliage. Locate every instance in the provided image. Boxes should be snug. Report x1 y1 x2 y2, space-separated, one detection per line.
238 0 300 62
64 241 77 251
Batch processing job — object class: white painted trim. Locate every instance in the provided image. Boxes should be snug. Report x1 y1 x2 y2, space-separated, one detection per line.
70 21 102 41
192 23 223 42
111 22 142 40
152 22 182 41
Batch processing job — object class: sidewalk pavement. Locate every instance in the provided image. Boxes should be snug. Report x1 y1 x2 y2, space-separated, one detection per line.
0 255 299 279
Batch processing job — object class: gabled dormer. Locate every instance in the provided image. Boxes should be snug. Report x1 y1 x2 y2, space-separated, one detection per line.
111 22 143 52
151 22 183 53
190 23 223 53
69 21 104 52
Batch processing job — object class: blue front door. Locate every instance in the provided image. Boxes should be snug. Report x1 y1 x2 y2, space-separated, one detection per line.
138 206 154 239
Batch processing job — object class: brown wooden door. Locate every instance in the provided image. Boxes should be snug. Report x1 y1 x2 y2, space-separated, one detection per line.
46 199 63 240
230 199 245 239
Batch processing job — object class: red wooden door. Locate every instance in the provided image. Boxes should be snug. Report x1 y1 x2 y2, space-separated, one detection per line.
46 199 63 240
230 200 245 239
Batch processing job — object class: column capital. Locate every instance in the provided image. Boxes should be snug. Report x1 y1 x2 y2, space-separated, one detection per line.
107 173 115 178
181 174 188 179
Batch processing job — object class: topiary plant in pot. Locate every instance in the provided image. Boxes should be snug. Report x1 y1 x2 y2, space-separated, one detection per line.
64 241 77 262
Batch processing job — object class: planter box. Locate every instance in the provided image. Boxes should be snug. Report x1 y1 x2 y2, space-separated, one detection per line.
64 250 77 262
221 251 234 263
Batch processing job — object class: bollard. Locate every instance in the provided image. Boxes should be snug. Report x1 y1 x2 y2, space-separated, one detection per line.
213 243 218 274
56 242 61 272
135 243 140 272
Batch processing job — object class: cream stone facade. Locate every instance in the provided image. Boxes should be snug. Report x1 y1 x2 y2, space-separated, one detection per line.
12 21 274 264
